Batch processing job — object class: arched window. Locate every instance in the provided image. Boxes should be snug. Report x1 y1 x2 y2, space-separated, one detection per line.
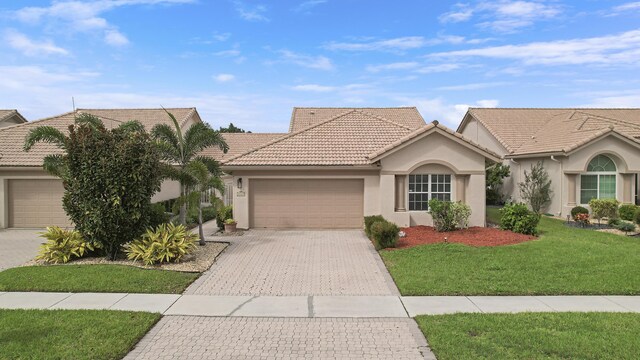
580 155 616 204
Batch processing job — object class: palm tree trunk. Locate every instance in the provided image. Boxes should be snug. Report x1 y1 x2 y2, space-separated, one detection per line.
198 201 205 246
179 183 187 225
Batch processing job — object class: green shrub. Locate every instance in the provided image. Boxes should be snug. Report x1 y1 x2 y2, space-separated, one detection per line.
571 206 589 220
615 221 636 234
634 208 640 225
364 215 386 238
149 203 170 229
216 205 233 229
370 220 399 250
608 218 622 227
428 199 471 232
125 223 198 265
500 203 540 235
36 226 100 264
589 198 620 224
619 204 638 221
202 206 217 223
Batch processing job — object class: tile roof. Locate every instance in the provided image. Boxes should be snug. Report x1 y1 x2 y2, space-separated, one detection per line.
463 108 640 156
0 110 27 126
289 107 425 132
0 108 198 167
224 109 419 166
368 121 502 161
200 133 286 162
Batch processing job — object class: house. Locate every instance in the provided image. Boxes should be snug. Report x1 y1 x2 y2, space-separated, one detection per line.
0 108 204 228
0 110 27 128
220 107 501 229
458 108 640 217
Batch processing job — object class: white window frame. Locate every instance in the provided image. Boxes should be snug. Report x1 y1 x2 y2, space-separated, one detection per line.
408 174 453 211
580 172 616 205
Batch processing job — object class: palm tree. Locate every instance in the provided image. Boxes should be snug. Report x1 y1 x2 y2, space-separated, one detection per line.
152 109 228 226
186 160 225 245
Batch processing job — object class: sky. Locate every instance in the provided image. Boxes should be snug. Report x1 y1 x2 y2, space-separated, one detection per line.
1 0 640 132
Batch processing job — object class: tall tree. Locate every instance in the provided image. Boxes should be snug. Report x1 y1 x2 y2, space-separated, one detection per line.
152 110 228 225
519 161 553 214
24 114 161 259
219 122 249 133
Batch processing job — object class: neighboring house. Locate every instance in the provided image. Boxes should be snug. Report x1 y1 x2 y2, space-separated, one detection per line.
0 110 27 128
0 108 203 228
458 108 640 218
219 107 500 229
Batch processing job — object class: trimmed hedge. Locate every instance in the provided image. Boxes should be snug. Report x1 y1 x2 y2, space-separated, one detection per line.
571 206 589 220
500 203 540 235
619 204 638 222
370 220 399 250
364 215 385 238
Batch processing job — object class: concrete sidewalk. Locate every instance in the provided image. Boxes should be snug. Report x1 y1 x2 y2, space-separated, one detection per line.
1 292 639 316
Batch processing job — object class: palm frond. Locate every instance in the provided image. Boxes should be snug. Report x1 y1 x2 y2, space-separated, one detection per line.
193 156 223 177
154 141 181 162
183 123 229 159
151 123 179 148
185 160 210 185
158 163 183 181
42 154 67 178
163 108 185 158
75 113 105 130
117 120 145 133
24 126 67 151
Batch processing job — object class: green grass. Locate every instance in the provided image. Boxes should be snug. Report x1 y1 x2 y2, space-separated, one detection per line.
381 216 640 295
416 312 640 360
486 206 502 224
0 264 199 293
0 309 160 360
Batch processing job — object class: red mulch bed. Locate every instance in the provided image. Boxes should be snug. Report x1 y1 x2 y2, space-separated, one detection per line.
395 226 536 249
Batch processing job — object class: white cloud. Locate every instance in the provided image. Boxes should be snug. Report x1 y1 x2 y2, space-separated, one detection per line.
104 29 129 46
4 29 68 56
291 84 335 92
292 0 327 13
324 35 489 52
365 62 420 73
213 73 236 82
607 2 640 16
11 0 193 47
437 82 509 91
233 1 269 22
579 92 640 108
396 97 499 127
440 1 562 33
278 50 334 71
416 63 461 74
430 29 640 66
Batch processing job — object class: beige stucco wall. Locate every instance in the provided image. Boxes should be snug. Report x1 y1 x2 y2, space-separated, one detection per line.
152 180 181 202
378 132 487 227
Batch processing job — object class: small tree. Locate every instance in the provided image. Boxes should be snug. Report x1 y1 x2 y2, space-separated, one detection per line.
24 114 162 260
186 160 225 245
519 161 552 214
589 198 619 225
486 162 510 205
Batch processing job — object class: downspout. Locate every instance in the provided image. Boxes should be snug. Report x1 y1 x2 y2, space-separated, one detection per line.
550 156 562 216
509 158 519 202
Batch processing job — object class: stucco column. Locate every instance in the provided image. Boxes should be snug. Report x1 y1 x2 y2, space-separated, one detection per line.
395 175 406 212
567 174 577 207
623 173 633 204
455 175 466 203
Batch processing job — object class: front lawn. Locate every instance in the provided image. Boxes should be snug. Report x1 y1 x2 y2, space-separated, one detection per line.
0 309 160 360
416 312 640 360
0 264 199 293
381 216 640 295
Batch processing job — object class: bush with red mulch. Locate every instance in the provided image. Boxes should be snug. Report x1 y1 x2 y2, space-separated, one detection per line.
395 226 536 249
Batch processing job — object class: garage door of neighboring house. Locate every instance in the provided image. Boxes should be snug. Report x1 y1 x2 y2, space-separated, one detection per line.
8 179 71 228
250 179 364 229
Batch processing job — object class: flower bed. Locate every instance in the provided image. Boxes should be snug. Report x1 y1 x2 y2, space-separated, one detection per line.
396 226 536 249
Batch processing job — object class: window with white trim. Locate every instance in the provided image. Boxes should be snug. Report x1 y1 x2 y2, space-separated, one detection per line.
408 174 451 211
580 154 616 204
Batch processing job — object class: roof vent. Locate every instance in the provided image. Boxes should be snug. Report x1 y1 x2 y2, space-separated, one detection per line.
432 120 439 125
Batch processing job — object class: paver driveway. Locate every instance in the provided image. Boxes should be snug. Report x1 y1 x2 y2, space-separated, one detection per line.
186 229 399 296
0 229 42 271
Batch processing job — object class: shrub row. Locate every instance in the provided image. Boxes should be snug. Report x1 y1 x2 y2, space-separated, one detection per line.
427 199 471 232
571 201 640 226
364 215 399 250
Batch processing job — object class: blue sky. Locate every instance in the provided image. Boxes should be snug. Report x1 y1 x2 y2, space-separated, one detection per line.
1 0 640 132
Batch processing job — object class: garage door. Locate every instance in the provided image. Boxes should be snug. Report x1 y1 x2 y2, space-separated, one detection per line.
8 179 71 228
250 179 364 228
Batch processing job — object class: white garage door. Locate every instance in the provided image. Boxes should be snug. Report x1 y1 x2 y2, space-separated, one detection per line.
250 179 364 229
8 179 71 228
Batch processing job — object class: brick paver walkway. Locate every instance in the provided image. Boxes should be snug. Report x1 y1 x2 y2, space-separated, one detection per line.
125 317 433 360
187 230 399 296
0 229 42 270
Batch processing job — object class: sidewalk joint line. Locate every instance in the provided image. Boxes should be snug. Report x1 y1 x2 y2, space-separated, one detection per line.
465 296 484 313
228 296 256 316
108 293 131 310
602 296 633 311
307 296 314 317
532 296 555 311
162 294 184 315
47 293 74 309
398 296 411 318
